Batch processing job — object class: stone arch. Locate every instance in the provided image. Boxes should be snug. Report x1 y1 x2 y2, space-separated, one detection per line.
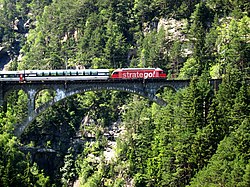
155 84 177 95
35 84 155 116
14 85 161 137
64 85 150 100
3 87 29 112
3 87 28 103
12 79 192 137
34 87 56 110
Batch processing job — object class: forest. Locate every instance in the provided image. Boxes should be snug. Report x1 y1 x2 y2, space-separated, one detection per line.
0 0 250 186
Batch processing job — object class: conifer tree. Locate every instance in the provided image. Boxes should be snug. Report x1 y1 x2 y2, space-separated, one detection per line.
189 2 212 74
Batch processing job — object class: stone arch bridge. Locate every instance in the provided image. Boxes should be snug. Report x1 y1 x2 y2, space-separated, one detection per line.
0 79 193 136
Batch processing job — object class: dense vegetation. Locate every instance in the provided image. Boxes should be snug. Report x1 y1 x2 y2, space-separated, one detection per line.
0 0 249 186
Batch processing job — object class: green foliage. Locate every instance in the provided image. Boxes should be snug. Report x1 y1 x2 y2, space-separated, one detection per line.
179 57 199 79
1 0 250 186
188 2 213 74
0 93 50 186
60 148 77 186
3 90 28 127
189 118 250 187
206 0 249 17
0 130 50 186
113 68 249 186
19 0 131 69
35 89 55 108
75 138 108 187
216 16 250 73
138 27 168 68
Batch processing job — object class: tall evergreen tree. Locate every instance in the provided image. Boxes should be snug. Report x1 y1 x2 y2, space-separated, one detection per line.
189 2 212 74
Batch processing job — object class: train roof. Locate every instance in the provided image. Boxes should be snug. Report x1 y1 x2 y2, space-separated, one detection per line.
0 70 23 74
114 68 163 71
0 69 110 74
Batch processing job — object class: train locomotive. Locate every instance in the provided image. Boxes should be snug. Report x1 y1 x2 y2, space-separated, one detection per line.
0 68 166 82
110 68 166 79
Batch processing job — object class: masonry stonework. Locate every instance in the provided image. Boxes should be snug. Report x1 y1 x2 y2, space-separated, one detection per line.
0 79 190 136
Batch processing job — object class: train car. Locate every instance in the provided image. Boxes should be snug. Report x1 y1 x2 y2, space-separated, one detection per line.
0 71 23 82
0 68 166 82
0 69 110 82
110 68 166 79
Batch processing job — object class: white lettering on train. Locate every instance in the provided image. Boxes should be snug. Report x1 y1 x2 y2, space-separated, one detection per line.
122 71 156 79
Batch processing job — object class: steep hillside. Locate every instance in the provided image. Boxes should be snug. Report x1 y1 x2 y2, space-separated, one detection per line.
0 0 249 186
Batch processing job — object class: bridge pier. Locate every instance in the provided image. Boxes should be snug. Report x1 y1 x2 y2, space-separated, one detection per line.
27 89 36 109
27 89 36 122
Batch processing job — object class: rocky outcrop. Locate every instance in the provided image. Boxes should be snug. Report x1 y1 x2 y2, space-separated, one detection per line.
157 18 188 42
0 46 10 69
0 16 34 69
13 17 32 34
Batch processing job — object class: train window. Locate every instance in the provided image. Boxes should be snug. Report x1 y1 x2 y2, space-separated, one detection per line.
4 74 16 78
78 71 83 76
37 72 43 76
51 72 56 76
98 72 108 76
71 71 77 76
57 72 63 76
28 73 36 77
85 71 90 75
91 71 98 75
112 72 118 75
44 72 50 76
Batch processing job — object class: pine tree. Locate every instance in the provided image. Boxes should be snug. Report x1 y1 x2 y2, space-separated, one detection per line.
189 117 250 187
189 2 212 74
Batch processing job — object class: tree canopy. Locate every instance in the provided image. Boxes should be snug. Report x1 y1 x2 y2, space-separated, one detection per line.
0 0 249 186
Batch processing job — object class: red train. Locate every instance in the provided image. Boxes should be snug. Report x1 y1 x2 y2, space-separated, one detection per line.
111 68 166 79
0 68 166 82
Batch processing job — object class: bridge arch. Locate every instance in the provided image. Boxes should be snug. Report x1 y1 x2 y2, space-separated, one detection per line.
14 85 168 137
0 79 190 137
34 88 56 109
2 88 29 114
3 87 27 103
17 94 128 137
155 84 177 94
